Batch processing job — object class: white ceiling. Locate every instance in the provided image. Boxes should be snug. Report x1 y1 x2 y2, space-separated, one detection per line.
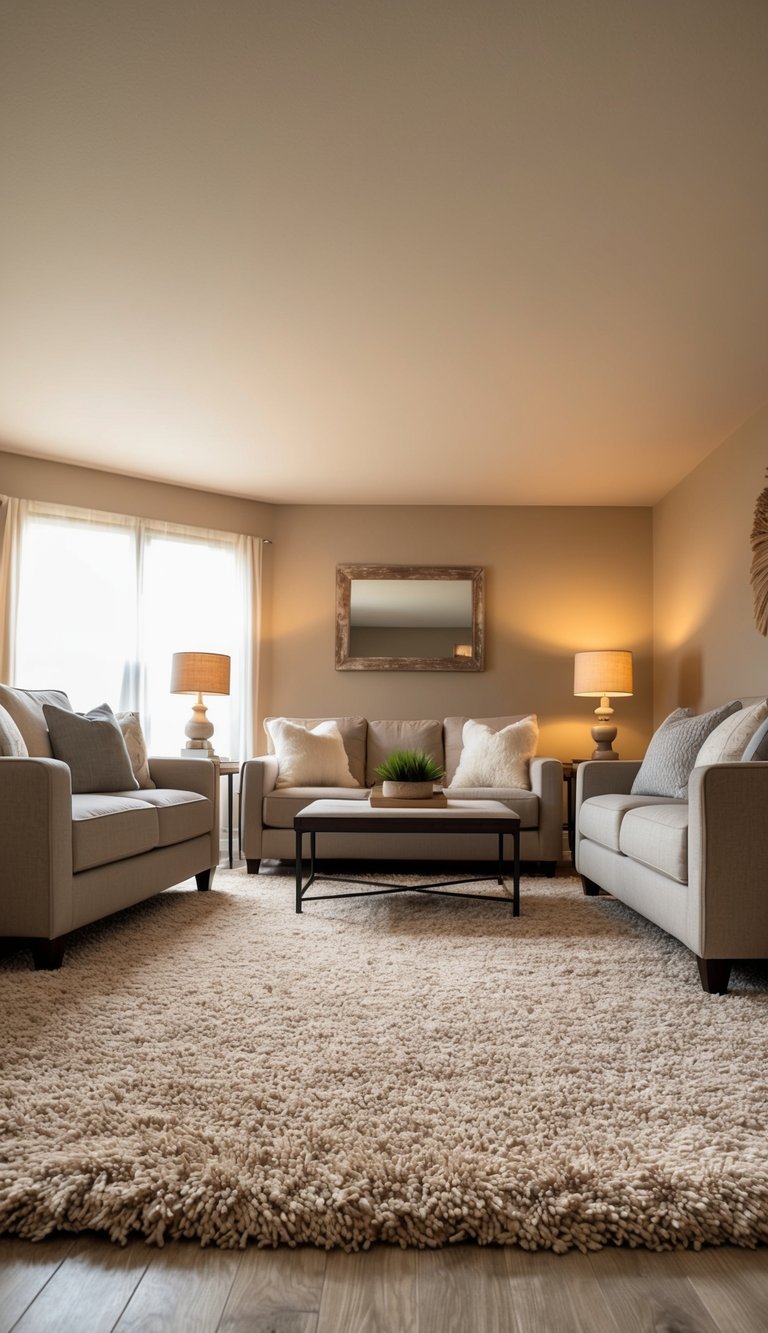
1 1 767 507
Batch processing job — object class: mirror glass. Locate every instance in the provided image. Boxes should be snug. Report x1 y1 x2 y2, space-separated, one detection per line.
336 565 484 671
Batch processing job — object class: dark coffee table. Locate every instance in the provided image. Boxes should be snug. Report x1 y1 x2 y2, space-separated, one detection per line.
293 798 521 914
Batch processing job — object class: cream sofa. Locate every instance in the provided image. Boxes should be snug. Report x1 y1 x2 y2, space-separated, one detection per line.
0 687 219 969
241 715 563 872
574 755 768 993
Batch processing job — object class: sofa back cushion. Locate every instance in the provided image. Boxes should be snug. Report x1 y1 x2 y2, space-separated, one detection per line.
443 715 528 785
264 716 367 786
0 685 72 757
365 719 444 787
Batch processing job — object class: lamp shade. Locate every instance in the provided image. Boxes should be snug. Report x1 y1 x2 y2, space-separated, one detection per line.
170 652 231 696
574 650 633 698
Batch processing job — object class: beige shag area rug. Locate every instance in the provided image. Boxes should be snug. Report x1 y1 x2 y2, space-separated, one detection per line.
2 870 768 1252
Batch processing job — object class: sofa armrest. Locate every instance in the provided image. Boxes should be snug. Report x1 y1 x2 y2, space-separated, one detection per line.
0 756 74 939
529 757 564 860
240 755 280 861
575 759 641 804
148 756 217 800
573 760 642 866
147 756 219 869
687 761 768 958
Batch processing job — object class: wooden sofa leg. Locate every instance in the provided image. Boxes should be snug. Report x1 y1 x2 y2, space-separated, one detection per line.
195 869 213 892
581 875 601 896
246 859 261 874
31 937 67 970
697 957 732 994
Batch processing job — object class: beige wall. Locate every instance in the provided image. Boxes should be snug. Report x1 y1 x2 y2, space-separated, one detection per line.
0 448 276 539
653 406 768 722
265 505 653 761
0 449 655 760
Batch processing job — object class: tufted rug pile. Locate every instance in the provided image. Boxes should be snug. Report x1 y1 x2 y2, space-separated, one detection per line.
2 869 768 1252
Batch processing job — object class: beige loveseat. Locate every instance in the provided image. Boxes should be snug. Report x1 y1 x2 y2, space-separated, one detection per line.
575 749 768 993
0 687 219 969
241 715 563 873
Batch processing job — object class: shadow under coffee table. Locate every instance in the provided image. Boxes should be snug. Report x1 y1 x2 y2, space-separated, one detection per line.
293 798 521 915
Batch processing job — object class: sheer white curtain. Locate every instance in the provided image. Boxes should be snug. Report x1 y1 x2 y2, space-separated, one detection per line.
8 500 262 760
0 494 26 683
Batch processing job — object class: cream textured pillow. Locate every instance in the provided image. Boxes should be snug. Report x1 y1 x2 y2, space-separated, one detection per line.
116 711 156 788
0 702 28 756
450 715 539 790
265 718 359 789
631 701 742 798
694 699 768 767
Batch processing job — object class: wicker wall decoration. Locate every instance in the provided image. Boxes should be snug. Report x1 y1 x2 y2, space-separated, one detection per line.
750 469 768 636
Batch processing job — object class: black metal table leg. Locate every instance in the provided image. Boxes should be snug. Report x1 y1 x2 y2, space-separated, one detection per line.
295 828 303 912
513 828 520 917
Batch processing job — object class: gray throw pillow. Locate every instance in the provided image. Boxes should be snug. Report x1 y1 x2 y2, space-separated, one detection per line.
43 702 139 794
631 701 743 799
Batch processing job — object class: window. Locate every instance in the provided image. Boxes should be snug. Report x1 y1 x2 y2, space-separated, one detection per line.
13 502 259 760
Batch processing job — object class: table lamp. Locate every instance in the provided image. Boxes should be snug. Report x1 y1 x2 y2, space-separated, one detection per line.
170 651 230 757
574 649 633 759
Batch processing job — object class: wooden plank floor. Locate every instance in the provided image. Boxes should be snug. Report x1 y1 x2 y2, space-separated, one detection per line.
2 1237 768 1332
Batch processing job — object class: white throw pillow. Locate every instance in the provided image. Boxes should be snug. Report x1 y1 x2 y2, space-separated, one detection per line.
265 718 359 789
450 715 538 790
694 699 768 766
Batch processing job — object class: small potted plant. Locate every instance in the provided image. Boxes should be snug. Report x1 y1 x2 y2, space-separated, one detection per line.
375 750 445 799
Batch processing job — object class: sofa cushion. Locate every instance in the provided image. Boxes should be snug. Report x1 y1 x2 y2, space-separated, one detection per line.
365 719 444 786
266 718 359 789
579 793 684 853
443 715 528 784
0 686 72 757
44 702 139 794
263 786 371 829
264 716 367 786
618 804 689 884
114 787 211 846
0 702 28 757
71 794 159 872
694 699 768 766
450 716 538 791
630 701 742 798
442 786 540 828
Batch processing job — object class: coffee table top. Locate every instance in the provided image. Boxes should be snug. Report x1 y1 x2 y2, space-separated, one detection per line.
294 798 519 827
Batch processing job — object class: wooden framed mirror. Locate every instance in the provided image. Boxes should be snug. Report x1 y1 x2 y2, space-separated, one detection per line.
335 564 485 671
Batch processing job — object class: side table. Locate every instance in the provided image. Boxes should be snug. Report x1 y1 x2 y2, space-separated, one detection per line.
563 760 589 857
218 761 240 868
